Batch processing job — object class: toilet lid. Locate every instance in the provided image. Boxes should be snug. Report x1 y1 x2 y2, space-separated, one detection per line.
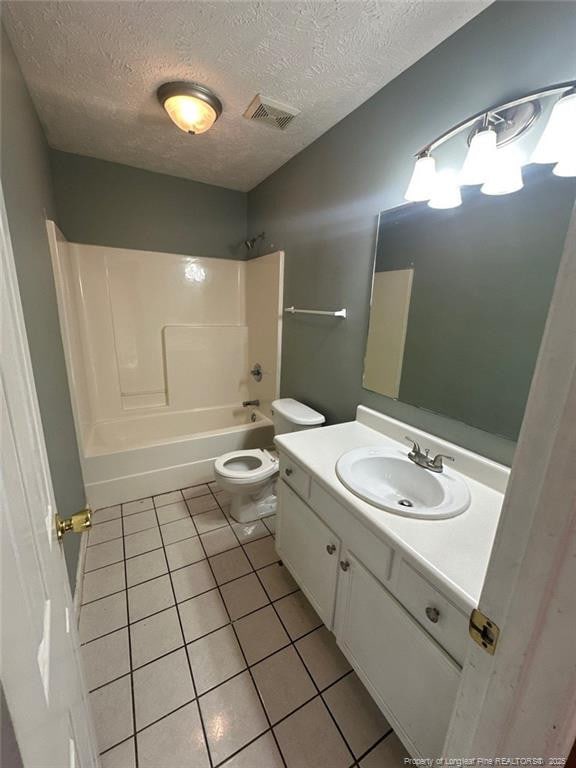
214 449 278 482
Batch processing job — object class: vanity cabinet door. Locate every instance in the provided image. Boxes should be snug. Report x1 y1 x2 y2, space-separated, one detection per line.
334 551 461 758
277 481 341 628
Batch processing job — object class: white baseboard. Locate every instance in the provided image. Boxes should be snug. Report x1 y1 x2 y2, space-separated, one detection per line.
85 457 216 509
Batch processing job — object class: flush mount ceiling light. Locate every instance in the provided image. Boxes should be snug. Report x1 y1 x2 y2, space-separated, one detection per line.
157 82 222 135
403 81 576 210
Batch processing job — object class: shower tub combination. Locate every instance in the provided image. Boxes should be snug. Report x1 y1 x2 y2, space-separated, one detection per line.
83 406 274 509
48 222 283 509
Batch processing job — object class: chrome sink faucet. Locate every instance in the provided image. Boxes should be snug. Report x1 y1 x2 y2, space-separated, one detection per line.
404 436 454 473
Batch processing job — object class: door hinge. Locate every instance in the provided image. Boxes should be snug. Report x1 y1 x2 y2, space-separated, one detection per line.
469 608 500 655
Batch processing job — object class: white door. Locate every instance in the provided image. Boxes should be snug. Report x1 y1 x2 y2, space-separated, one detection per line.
0 186 98 768
277 481 341 627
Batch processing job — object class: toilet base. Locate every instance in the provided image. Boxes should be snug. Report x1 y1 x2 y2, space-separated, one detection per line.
229 488 277 524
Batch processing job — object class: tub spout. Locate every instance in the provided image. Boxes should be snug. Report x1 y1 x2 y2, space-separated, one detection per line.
242 399 260 407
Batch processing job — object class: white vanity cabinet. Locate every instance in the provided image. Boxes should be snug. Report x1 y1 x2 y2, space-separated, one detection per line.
335 550 461 757
277 457 465 758
277 482 341 627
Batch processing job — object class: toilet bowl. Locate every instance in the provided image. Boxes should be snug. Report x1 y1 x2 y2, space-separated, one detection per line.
214 449 278 523
213 398 325 523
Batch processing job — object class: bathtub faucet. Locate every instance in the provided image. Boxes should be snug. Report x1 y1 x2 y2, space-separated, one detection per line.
242 399 260 408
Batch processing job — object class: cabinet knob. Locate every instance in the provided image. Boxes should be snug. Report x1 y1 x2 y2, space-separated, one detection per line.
339 560 350 572
285 468 293 477
326 543 336 555
425 606 440 624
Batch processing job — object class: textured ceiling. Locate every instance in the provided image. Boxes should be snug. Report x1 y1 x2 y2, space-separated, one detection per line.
4 1 490 191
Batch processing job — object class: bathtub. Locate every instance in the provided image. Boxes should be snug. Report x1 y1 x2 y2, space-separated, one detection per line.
81 406 274 509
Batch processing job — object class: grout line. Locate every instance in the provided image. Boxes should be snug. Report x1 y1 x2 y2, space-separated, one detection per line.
86 482 394 768
150 494 215 768
211 728 276 768
80 623 129 647
88 670 131 695
122 522 160 538
192 487 289 768
124 546 164 563
354 727 394 765
94 665 357 763
91 515 122 527
84 557 126 575
132 696 198 738
119 503 140 768
251 562 358 765
80 586 126 607
86 532 124 548
87 627 353 697
98 735 134 759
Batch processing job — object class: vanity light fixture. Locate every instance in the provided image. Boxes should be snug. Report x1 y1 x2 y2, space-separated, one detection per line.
403 81 576 209
157 82 222 135
428 170 462 209
531 90 576 165
459 126 497 186
481 147 525 196
404 152 437 202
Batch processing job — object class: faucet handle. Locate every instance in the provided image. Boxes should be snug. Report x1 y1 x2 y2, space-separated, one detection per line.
404 436 421 455
431 453 455 470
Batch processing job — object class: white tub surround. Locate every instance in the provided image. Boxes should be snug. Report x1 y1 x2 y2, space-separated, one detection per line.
274 406 508 759
47 221 283 505
84 407 272 509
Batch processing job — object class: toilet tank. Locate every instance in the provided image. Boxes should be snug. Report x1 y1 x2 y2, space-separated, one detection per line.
271 398 325 435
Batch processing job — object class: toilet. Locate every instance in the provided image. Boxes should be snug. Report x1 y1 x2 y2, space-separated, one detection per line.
214 398 325 523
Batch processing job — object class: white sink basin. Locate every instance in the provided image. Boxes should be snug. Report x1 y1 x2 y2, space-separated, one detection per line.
336 447 470 520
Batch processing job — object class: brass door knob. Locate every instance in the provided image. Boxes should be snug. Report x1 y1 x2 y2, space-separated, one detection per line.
55 508 92 541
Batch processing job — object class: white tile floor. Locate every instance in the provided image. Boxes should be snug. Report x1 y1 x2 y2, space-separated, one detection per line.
80 481 409 767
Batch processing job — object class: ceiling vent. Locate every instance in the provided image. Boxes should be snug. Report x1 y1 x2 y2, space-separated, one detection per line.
243 94 300 130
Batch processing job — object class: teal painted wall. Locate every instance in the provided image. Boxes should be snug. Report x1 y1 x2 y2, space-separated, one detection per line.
50 150 247 258
248 1 576 465
1 26 85 582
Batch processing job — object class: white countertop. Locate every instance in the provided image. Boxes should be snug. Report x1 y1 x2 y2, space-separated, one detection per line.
274 408 508 613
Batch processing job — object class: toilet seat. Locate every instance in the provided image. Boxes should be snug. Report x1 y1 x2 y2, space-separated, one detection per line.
214 449 278 485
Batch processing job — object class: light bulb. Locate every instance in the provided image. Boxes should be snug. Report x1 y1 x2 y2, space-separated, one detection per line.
405 154 437 202
531 91 576 165
481 147 525 196
428 170 462 209
163 94 218 135
460 128 497 185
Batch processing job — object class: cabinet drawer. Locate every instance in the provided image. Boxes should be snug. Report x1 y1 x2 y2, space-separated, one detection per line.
279 456 310 500
395 560 468 666
310 480 393 587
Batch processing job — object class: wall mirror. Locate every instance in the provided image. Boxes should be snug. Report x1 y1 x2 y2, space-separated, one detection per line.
363 166 575 440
